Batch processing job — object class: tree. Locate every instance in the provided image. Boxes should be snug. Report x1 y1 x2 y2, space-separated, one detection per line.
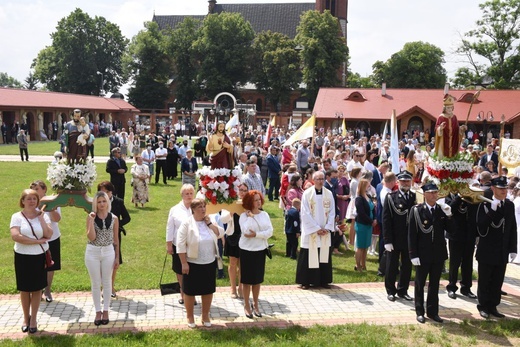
372 41 447 89
123 21 170 109
455 0 520 89
32 8 128 95
345 71 377 88
0 72 23 88
251 31 301 111
193 12 255 97
295 10 348 105
24 71 39 90
164 17 201 110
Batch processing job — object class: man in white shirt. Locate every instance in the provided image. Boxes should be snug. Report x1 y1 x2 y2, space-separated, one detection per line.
155 141 168 185
141 146 155 184
346 149 364 176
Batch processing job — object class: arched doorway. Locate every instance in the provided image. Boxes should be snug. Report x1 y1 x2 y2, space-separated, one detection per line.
408 116 424 133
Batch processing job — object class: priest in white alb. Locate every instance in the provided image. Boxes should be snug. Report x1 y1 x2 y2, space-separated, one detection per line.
296 171 335 289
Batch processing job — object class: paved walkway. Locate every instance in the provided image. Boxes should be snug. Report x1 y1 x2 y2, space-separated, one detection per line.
0 263 519 340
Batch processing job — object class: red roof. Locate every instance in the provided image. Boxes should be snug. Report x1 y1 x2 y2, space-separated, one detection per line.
313 88 520 123
0 88 140 112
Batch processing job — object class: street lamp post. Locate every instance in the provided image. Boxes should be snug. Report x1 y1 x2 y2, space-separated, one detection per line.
96 71 104 96
476 111 493 145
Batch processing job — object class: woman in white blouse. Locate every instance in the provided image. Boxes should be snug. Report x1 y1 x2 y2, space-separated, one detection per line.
177 199 224 328
10 189 53 334
239 190 273 319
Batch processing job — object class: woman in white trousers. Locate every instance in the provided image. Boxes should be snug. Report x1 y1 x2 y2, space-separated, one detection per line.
85 191 119 326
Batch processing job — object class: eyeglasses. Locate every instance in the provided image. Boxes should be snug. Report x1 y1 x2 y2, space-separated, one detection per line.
239 189 248 192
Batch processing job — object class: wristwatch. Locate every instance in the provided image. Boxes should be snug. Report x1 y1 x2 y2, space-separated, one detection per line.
206 222 212 226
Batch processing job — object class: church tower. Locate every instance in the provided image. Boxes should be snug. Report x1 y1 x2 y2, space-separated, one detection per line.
315 0 348 20
316 0 349 85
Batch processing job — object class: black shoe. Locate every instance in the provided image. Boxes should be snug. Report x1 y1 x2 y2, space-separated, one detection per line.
21 325 29 333
501 290 508 296
178 298 184 305
489 309 505 318
461 291 477 299
252 304 262 318
244 308 253 319
28 327 38 334
416 315 425 324
398 293 413 301
94 319 102 326
194 300 198 306
427 314 444 323
387 294 396 302
479 310 490 319
321 284 331 289
299 284 310 290
101 319 109 325
447 291 457 299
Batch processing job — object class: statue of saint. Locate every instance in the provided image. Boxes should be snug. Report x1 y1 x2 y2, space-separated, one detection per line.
64 109 88 163
433 94 466 159
206 122 234 169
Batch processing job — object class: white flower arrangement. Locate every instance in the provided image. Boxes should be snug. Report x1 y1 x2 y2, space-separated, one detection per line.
426 152 474 191
197 166 242 204
47 158 97 192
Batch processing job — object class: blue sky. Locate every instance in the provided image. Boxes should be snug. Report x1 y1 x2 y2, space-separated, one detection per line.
0 0 483 87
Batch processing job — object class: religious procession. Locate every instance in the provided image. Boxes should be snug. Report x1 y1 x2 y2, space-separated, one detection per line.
8 92 519 334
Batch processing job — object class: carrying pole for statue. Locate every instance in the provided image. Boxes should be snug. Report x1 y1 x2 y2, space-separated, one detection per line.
464 90 481 128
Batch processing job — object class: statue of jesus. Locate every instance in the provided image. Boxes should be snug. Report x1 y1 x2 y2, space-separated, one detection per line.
206 122 234 169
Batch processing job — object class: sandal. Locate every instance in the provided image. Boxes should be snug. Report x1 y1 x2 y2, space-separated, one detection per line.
230 293 238 299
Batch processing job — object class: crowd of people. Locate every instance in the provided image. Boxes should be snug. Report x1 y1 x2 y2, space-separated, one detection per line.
7 110 520 331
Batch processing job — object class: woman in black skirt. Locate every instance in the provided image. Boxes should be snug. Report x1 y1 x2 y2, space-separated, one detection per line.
239 190 273 319
10 189 53 333
177 199 224 328
224 183 249 299
30 180 62 303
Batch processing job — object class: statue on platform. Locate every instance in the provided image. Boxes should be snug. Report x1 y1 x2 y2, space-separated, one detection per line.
206 122 234 169
64 109 88 163
434 94 467 159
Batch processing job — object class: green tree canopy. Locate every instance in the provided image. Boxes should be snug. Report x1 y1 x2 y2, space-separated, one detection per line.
372 41 447 88
295 10 348 105
0 72 23 88
32 8 128 95
164 17 201 110
455 0 520 89
123 21 170 109
251 31 301 111
193 12 255 97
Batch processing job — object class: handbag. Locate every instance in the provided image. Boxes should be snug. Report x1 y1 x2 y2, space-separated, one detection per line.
251 215 273 260
159 252 180 296
21 212 54 268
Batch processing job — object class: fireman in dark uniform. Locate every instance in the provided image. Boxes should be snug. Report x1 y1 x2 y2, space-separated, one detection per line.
445 192 477 299
382 170 416 302
408 182 455 324
475 176 517 319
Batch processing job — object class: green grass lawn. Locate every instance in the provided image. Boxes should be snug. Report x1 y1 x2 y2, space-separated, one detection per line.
0 139 383 294
0 320 519 346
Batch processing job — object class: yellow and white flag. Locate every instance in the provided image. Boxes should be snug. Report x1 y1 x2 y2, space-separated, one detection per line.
283 115 316 147
341 118 347 137
225 113 239 132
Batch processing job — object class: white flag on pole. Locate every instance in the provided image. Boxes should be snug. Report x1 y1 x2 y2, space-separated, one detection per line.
390 110 400 173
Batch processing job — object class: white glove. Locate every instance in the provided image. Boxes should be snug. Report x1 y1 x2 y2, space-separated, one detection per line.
440 204 452 217
411 257 421 266
384 243 394 252
510 253 517 262
491 200 500 211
